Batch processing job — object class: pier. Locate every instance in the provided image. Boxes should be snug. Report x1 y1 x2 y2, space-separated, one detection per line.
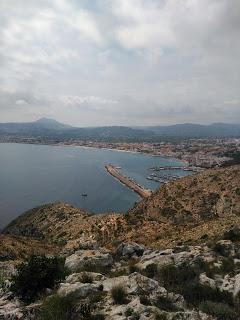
105 164 151 199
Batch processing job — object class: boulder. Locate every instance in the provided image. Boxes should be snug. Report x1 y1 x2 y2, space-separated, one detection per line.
65 272 105 284
116 242 145 259
58 282 100 298
137 249 174 270
65 249 113 272
101 272 162 295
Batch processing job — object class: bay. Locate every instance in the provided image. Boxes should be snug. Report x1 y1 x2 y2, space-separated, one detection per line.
0 143 190 228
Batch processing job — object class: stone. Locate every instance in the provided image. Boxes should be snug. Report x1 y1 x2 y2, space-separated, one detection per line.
199 273 216 289
116 242 145 259
58 282 100 298
65 272 106 284
65 249 113 272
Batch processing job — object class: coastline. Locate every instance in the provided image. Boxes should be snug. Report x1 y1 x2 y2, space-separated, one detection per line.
0 140 188 166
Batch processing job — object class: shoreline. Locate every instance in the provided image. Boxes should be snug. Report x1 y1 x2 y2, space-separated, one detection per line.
0 141 188 166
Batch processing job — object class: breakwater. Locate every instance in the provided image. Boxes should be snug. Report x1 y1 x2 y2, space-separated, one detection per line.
105 164 151 199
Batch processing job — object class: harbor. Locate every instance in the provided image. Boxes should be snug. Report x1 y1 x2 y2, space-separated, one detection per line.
105 164 152 199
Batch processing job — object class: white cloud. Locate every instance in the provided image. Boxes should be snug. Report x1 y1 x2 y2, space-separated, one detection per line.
0 0 239 125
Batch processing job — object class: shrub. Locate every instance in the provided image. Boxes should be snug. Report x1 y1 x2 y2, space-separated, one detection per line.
161 207 177 218
0 270 7 290
180 283 234 307
80 272 93 283
111 285 127 304
200 301 237 320
153 295 179 312
155 313 167 320
224 228 240 242
40 294 73 320
11 255 67 303
158 263 198 289
144 263 158 279
139 295 151 306
213 243 228 257
125 307 134 317
130 312 140 320
220 258 235 274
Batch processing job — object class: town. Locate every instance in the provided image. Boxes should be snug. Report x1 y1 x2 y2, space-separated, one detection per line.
1 135 239 168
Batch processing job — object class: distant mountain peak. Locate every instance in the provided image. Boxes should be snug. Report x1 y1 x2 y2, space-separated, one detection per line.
35 117 71 129
35 117 61 124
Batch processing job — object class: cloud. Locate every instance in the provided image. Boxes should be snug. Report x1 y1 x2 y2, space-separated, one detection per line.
0 0 239 125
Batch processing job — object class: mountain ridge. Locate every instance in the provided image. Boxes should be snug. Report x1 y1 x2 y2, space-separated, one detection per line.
0 118 240 140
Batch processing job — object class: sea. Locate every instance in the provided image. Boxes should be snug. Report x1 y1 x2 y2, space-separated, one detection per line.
0 143 191 229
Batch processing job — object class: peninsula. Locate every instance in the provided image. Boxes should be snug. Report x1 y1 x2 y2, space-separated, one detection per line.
105 164 151 199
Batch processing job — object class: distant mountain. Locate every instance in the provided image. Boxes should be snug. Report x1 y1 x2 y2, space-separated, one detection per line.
143 123 240 138
0 118 240 141
34 117 72 130
0 118 156 141
0 118 71 136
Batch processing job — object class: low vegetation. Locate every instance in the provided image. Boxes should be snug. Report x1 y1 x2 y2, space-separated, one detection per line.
10 255 67 303
199 301 237 320
40 294 73 320
110 285 128 304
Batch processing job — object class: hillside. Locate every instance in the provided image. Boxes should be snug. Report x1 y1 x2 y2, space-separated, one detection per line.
3 165 240 253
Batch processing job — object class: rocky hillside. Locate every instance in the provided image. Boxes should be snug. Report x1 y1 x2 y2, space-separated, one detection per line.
3 165 240 252
2 238 240 319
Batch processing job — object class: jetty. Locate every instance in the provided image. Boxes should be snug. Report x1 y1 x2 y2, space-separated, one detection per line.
105 164 151 199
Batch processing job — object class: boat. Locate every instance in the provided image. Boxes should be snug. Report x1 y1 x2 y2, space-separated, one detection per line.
81 193 88 197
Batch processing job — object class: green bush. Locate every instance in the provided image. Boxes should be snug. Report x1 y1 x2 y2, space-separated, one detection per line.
224 228 240 242
158 263 198 289
200 301 237 320
0 270 7 290
110 285 127 304
144 263 158 279
130 312 140 320
11 255 67 303
180 283 234 307
139 295 151 305
153 295 179 312
220 258 235 274
213 243 228 257
154 313 167 320
40 294 73 320
125 307 134 317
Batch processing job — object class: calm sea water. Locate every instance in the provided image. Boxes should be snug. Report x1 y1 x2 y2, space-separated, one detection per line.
0 143 190 228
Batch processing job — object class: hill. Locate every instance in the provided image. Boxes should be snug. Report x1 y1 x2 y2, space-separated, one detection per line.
143 123 240 138
3 165 240 252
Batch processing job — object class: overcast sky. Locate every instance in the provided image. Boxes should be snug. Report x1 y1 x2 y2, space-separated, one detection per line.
0 0 240 126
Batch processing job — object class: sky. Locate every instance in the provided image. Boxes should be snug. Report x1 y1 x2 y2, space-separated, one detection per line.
0 0 240 126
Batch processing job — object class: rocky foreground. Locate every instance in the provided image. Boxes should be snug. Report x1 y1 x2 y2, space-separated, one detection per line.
1 236 240 319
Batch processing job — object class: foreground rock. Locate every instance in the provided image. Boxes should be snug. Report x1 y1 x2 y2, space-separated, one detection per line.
65 249 113 272
2 238 240 319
